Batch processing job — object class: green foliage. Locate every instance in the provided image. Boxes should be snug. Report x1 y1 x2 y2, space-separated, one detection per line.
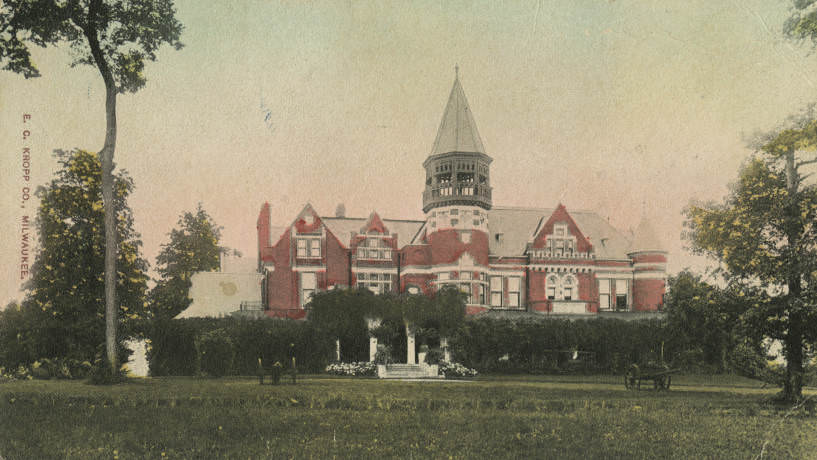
150 205 225 320
663 271 769 374
450 318 670 374
684 121 817 400
785 1 817 47
0 0 184 92
308 287 466 362
195 329 234 377
21 149 148 363
146 318 333 376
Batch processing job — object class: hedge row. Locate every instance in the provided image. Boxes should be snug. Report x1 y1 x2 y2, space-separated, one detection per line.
146 318 334 376
449 318 674 374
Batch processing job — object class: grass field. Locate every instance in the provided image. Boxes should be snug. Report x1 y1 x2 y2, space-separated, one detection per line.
0 374 815 459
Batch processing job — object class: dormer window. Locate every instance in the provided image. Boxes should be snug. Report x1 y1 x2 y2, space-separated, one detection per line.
296 238 320 258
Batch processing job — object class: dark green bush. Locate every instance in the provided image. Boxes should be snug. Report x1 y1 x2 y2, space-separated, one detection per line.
450 317 673 374
146 318 334 376
196 329 234 377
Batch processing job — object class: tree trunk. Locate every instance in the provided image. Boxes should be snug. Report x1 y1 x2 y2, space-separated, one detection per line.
783 151 804 402
84 1 119 376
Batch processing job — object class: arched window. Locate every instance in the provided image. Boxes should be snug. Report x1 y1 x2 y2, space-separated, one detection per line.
546 274 559 300
562 274 577 301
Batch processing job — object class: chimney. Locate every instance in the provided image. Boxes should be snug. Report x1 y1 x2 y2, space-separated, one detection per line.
335 203 346 218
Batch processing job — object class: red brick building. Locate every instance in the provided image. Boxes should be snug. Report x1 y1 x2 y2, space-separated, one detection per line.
257 75 667 319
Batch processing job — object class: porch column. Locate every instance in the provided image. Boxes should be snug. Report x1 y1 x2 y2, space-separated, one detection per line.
366 317 381 363
369 336 378 362
335 338 340 362
441 337 451 363
406 323 416 365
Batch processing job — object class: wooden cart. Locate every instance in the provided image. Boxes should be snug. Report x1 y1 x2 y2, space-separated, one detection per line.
624 363 678 391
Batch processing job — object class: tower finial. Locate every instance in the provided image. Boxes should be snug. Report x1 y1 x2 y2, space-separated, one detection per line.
455 63 459 80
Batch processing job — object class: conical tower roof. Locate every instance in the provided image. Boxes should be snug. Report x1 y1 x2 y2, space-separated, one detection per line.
430 73 486 156
628 216 666 254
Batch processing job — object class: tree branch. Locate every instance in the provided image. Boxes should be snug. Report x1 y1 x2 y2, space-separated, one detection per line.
796 158 817 168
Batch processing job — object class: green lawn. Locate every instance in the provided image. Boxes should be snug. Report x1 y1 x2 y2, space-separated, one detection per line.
0 375 815 459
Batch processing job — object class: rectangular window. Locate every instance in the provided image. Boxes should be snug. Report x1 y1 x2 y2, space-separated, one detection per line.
598 279 611 310
490 276 503 307
563 287 572 301
450 209 459 215
459 284 471 303
438 272 450 281
508 277 521 308
461 272 472 281
309 240 320 258
384 249 392 259
450 218 459 226
357 248 365 259
478 284 486 304
301 272 317 307
615 279 628 310
547 287 556 300
297 239 307 257
369 249 378 259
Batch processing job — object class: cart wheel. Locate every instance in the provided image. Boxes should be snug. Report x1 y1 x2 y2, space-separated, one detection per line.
625 365 638 390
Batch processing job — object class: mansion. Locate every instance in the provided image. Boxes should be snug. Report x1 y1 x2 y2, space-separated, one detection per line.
256 75 667 319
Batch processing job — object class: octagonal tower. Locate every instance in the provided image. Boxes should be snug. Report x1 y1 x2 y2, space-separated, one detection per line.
422 72 493 222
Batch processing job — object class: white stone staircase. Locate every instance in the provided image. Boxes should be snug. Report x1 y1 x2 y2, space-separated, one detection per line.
377 363 441 379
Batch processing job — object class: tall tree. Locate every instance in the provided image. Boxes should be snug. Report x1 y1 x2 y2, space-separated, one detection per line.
26 149 149 363
0 1 183 374
685 121 817 401
150 205 225 320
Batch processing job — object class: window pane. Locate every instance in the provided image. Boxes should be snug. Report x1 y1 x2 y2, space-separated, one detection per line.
491 292 502 307
357 273 366 281
616 294 627 309
547 287 556 300
310 241 320 257
615 279 628 293
439 272 450 281
357 248 365 259
384 250 392 259
302 272 316 290
461 272 472 280
490 276 502 290
600 294 610 309
508 277 520 292
564 288 572 301
509 293 520 307
297 239 307 248
598 279 610 294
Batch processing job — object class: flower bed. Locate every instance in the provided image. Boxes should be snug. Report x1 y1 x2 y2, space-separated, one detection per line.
439 362 478 378
325 362 377 377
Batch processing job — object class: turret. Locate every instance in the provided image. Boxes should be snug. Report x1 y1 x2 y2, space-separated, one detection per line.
627 217 668 311
422 69 492 216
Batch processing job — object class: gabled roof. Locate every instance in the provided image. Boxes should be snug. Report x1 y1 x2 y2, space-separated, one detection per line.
361 211 388 234
322 216 424 249
430 76 486 156
487 206 632 260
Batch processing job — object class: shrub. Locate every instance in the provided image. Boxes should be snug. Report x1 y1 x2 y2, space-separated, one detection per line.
374 346 393 365
325 362 376 376
424 348 443 365
146 318 334 376
196 329 234 377
439 362 477 378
